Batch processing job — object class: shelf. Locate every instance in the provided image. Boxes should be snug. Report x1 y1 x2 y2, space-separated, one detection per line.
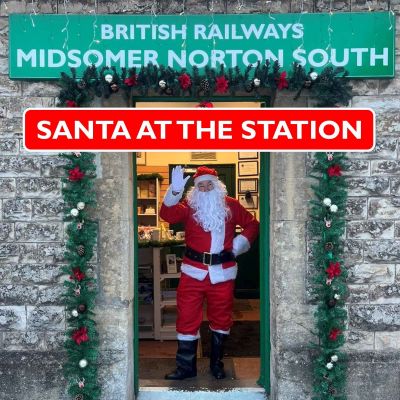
160 273 181 281
138 197 157 200
138 213 157 216
161 299 177 307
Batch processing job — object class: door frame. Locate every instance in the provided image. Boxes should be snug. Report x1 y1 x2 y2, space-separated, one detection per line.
132 99 270 396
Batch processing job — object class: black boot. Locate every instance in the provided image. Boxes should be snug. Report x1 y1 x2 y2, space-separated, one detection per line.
165 339 198 380
210 331 227 379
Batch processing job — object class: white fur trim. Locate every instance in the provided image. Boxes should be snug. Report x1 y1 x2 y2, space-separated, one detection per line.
177 332 200 340
232 234 250 257
181 264 208 281
163 185 183 207
194 174 218 185
181 264 237 283
209 327 230 335
210 225 225 253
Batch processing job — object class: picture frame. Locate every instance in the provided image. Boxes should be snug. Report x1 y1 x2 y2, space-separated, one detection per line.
136 152 146 165
165 254 177 274
238 194 258 209
238 178 258 194
238 161 259 176
238 152 258 160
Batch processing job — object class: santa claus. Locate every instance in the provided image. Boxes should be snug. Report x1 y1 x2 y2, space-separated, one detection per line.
160 165 259 380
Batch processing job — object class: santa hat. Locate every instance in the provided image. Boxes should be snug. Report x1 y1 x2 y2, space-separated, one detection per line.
193 166 218 185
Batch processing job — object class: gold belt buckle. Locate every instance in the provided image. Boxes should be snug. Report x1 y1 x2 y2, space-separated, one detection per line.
203 252 212 265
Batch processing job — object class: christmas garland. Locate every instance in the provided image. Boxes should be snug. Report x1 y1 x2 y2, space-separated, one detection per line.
57 61 352 107
309 152 348 399
61 152 100 400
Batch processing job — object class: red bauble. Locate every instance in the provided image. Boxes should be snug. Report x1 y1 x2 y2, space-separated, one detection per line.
328 328 341 341
327 164 342 177
68 167 85 181
124 75 137 87
72 327 89 345
215 76 229 94
326 261 341 279
66 100 77 107
178 73 192 90
196 101 214 108
277 71 289 90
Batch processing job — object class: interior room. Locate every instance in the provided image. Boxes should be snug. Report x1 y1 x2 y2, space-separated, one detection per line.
136 149 261 389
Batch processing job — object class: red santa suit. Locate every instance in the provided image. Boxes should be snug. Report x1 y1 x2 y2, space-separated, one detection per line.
160 181 259 340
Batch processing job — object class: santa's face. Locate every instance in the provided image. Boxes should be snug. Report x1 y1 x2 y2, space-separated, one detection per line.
197 180 214 192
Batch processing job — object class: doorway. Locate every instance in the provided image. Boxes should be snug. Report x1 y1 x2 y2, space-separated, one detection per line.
133 102 270 395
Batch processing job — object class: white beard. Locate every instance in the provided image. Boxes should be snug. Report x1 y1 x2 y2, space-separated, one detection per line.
187 181 230 232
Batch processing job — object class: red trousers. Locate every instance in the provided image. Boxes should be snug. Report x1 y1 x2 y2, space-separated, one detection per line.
176 273 235 336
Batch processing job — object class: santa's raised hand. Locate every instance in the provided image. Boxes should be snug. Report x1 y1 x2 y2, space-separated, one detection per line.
171 166 190 193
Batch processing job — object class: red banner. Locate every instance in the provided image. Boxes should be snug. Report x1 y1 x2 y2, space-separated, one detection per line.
23 108 375 152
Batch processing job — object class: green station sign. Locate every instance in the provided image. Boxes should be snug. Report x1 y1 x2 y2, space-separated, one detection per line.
9 12 395 79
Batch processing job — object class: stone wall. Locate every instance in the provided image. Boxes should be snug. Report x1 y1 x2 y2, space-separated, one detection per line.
0 1 399 400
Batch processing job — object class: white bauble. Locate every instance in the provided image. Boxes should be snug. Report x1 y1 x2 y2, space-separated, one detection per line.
77 202 85 210
71 309 79 317
330 204 338 213
310 71 318 81
159 80 166 88
334 293 341 300
104 74 113 83
253 78 261 87
79 359 88 368
331 355 338 362
326 362 334 370
323 198 332 207
70 208 79 217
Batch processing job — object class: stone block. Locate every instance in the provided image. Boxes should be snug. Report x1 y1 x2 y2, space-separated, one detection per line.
343 239 363 263
0 139 18 154
0 306 26 330
0 222 14 241
16 177 61 198
347 263 395 284
3 97 55 118
369 197 400 219
45 331 65 351
31 198 64 220
0 117 23 137
15 222 62 242
228 0 291 13
96 178 130 221
345 197 368 220
0 243 19 263
0 284 39 304
364 240 400 263
21 81 60 97
27 306 65 330
370 283 400 304
0 75 21 96
390 177 400 195
343 330 374 351
100 152 132 178
18 243 39 263
352 136 397 160
18 156 42 176
36 285 64 305
37 242 66 264
347 177 389 196
100 0 164 14
350 79 379 96
2 331 43 350
372 160 400 175
350 304 400 331
40 156 68 178
395 222 400 238
3 198 32 221
0 178 16 197
379 78 400 95
0 56 7 74
375 331 400 350
0 351 66 400
0 263 64 284
344 159 370 176
347 220 394 239
347 284 369 303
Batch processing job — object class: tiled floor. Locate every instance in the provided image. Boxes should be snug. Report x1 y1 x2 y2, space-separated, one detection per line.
139 298 260 385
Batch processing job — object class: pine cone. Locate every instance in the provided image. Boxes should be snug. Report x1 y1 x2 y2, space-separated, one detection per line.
200 79 210 93
77 80 87 90
77 245 85 256
327 299 336 308
328 385 336 395
75 395 84 400
245 80 254 93
78 304 87 314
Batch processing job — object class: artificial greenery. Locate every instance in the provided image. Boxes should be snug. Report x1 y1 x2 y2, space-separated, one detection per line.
138 239 185 248
309 152 348 399
61 152 100 400
57 62 352 107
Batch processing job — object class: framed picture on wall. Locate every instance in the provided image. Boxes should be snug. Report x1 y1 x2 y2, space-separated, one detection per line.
238 178 258 194
136 152 146 165
238 161 259 176
166 254 177 274
238 152 258 160
238 194 258 209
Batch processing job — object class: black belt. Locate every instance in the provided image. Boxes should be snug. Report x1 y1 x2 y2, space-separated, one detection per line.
185 246 235 266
